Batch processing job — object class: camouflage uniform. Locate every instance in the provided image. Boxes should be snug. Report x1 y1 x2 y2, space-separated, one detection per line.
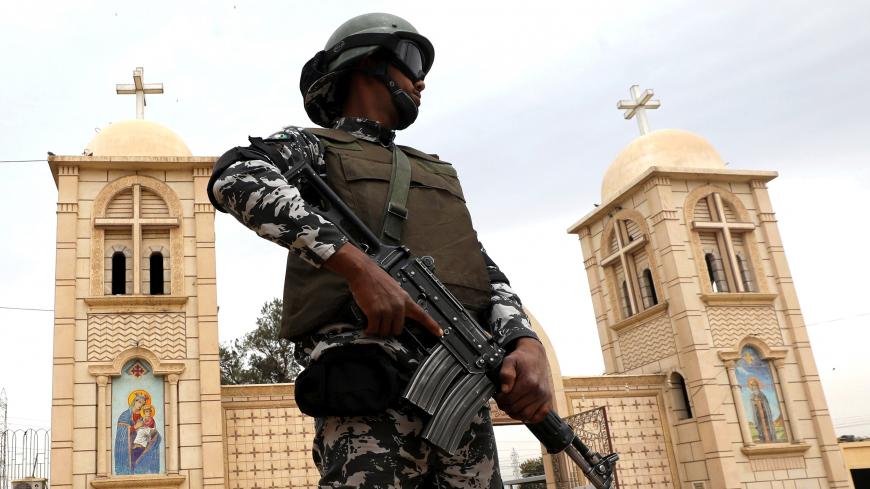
210 117 538 488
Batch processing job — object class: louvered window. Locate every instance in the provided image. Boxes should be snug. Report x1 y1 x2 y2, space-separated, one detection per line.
99 183 177 295
640 268 658 308
620 280 633 318
602 217 661 320
692 192 757 293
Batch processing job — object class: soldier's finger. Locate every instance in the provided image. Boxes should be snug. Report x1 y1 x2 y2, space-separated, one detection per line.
507 391 538 418
499 357 518 394
390 306 405 336
406 300 442 337
528 403 552 425
378 311 394 337
364 309 380 335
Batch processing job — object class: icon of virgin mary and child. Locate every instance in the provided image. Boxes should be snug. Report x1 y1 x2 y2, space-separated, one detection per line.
114 391 161 474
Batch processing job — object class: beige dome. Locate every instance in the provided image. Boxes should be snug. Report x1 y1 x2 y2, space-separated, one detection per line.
85 119 192 157
601 129 725 202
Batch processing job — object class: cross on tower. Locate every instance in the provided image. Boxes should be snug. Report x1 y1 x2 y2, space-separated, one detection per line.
116 67 164 119
617 85 660 135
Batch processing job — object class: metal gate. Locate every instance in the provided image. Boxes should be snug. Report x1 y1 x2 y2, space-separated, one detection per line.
552 406 616 489
1 429 51 488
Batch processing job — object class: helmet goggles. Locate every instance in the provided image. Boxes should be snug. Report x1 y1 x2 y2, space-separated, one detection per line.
327 33 431 81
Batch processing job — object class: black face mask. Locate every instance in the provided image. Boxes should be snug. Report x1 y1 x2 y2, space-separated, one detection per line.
361 59 419 130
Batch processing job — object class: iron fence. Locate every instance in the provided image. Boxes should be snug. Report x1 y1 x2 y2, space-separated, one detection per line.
552 406 616 489
0 429 50 488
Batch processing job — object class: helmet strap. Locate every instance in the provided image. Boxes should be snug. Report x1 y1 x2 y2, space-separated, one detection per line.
359 60 418 130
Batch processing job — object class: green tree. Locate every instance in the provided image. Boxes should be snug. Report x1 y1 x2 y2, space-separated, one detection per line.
219 299 302 385
518 456 545 489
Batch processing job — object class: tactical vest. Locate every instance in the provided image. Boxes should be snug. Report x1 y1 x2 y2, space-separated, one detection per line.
280 128 491 339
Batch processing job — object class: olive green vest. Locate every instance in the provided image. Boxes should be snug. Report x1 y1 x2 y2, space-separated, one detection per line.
279 128 491 339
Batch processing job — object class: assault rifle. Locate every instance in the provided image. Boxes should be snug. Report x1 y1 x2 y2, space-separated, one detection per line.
256 138 619 489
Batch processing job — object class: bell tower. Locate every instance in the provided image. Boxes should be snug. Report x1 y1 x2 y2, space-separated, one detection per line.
567 87 852 489
48 68 223 489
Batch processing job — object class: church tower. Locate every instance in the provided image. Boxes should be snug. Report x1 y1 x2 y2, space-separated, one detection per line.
48 68 222 489
567 88 852 489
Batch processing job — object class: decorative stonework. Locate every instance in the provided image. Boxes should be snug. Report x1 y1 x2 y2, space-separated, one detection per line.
194 203 213 213
643 176 671 193
87 313 186 361
649 209 678 225
193 167 211 177
58 165 79 176
707 306 783 347
571 394 674 488
748 455 806 471
57 202 78 213
759 212 777 222
750 180 767 189
618 315 676 370
583 256 597 269
577 226 591 238
224 407 318 489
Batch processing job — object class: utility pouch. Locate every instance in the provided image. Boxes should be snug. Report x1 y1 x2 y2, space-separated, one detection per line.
294 344 404 417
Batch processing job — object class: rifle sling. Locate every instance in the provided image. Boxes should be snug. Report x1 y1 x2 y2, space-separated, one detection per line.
380 147 411 244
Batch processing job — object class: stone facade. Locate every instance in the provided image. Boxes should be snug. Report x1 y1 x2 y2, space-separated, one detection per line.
49 141 222 489
567 129 854 489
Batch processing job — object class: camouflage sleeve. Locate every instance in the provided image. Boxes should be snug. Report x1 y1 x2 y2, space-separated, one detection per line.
210 127 348 267
481 246 540 349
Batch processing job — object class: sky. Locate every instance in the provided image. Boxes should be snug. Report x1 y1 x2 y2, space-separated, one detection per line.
1 0 870 470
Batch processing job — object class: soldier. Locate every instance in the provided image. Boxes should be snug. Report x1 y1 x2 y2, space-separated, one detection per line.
208 13 554 488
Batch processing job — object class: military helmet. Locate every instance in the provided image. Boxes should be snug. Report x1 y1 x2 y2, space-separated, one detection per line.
300 13 434 128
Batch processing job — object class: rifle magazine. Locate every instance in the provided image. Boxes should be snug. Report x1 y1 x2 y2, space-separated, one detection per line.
403 345 463 414
421 373 496 454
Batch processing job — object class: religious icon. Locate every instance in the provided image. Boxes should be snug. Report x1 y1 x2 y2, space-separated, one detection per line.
112 360 164 475
735 346 787 443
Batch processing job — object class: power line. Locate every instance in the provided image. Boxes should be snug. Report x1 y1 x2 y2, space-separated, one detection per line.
0 306 52 312
0 159 48 164
805 311 870 327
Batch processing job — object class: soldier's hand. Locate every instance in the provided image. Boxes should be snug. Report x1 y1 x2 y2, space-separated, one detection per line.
494 337 553 424
324 243 442 338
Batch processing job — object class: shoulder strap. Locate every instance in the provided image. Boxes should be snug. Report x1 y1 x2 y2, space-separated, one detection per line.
381 147 411 244
305 128 411 244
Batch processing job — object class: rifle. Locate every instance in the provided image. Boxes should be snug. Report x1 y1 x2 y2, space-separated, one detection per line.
256 138 619 489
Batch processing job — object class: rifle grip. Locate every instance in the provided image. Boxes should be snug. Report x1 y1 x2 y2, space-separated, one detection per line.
527 410 575 454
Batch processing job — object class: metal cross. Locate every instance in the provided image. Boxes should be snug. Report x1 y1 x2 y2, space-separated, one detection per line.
116 67 164 119
617 85 661 135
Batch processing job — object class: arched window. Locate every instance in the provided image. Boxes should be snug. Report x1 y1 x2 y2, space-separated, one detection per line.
705 252 729 293
736 253 755 292
640 268 658 308
602 216 661 320
96 180 178 296
149 252 164 295
691 191 757 293
669 372 693 420
112 252 126 295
